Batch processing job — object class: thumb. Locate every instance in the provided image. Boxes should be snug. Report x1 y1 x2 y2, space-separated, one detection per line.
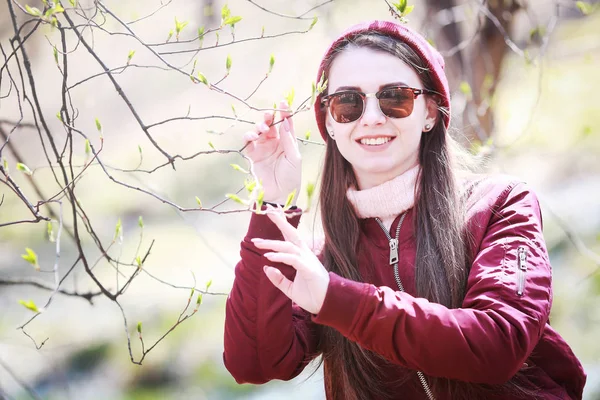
263 266 293 299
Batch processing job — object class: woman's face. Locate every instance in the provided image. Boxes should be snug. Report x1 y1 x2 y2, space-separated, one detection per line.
325 46 437 190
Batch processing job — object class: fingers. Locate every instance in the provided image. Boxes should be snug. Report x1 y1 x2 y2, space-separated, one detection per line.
251 238 300 254
266 210 303 246
278 117 300 162
261 112 278 139
264 252 302 269
278 101 294 131
263 266 293 299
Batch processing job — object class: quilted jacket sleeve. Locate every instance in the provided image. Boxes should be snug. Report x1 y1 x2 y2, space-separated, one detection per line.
223 211 320 384
311 182 553 384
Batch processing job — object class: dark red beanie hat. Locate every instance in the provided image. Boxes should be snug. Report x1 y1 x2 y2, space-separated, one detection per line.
314 20 451 142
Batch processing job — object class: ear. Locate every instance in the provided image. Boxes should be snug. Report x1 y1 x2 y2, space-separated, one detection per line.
423 96 438 131
325 114 335 137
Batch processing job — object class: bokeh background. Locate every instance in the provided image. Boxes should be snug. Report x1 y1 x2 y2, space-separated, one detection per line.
1 0 599 399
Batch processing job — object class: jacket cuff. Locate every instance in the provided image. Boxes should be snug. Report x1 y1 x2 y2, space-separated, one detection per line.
245 207 302 241
311 272 371 338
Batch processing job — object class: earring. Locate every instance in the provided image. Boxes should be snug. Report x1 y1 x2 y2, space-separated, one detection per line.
424 124 432 132
329 130 335 139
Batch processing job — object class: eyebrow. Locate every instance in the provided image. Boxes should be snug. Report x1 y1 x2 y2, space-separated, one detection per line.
333 81 410 92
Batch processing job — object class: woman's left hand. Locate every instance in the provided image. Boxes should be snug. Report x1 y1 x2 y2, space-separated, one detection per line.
252 209 330 315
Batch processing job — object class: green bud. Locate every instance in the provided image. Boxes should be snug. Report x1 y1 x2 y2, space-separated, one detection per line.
114 218 122 241
21 248 39 269
197 72 209 86
19 300 39 313
230 163 249 174
226 54 232 73
16 163 32 176
269 54 275 74
137 322 142 333
284 189 297 210
226 194 248 205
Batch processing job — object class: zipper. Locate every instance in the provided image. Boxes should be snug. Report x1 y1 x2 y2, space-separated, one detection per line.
374 213 434 400
516 246 527 296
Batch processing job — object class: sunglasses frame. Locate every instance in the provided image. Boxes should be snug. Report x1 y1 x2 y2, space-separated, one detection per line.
321 86 434 123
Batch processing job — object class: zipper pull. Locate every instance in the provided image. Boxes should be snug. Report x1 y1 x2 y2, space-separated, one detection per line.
389 238 399 265
518 247 527 271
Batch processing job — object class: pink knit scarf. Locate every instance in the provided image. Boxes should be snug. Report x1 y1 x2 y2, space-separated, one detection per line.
346 165 419 230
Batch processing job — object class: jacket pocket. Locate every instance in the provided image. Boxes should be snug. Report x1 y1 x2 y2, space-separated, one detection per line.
516 246 527 296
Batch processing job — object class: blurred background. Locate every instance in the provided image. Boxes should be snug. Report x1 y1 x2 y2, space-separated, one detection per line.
0 0 599 399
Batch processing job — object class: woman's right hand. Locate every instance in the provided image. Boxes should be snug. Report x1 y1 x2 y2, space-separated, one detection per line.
242 101 302 205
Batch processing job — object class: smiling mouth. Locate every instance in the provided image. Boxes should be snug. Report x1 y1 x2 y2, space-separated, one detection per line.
358 137 395 146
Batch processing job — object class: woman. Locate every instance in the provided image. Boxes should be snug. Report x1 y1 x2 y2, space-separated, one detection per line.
223 20 586 399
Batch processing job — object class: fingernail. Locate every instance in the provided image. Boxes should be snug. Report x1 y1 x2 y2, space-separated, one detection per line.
259 122 269 132
283 118 290 132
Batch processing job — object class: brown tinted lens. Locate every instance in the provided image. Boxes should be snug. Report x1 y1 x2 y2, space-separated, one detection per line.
329 92 364 123
378 88 414 118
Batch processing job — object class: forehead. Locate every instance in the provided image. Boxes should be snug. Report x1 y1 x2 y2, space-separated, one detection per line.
328 46 422 92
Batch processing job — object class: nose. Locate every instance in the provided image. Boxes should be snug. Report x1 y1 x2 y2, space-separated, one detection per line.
360 94 386 126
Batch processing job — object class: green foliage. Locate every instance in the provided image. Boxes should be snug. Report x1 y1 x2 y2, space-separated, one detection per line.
47 222 55 242
390 0 414 22
197 72 209 86
221 4 241 26
225 54 232 73
576 1 594 15
284 87 295 107
459 81 473 100
21 248 39 270
230 163 248 174
256 188 264 210
268 54 275 74
284 189 297 210
174 17 189 40
25 5 42 17
95 117 102 132
114 218 122 241
19 299 39 313
16 162 32 176
226 193 248 206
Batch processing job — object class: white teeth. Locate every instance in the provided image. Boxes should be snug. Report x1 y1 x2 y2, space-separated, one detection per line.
359 137 392 146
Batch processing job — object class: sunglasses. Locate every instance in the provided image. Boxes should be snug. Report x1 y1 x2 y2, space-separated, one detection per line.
321 86 434 124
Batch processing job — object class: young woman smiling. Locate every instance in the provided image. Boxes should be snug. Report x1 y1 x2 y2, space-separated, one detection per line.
223 20 586 400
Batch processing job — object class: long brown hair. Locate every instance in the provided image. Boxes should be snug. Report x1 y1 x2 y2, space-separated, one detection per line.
314 32 537 400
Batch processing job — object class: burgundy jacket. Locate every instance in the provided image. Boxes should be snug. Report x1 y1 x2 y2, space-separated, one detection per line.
223 177 586 399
